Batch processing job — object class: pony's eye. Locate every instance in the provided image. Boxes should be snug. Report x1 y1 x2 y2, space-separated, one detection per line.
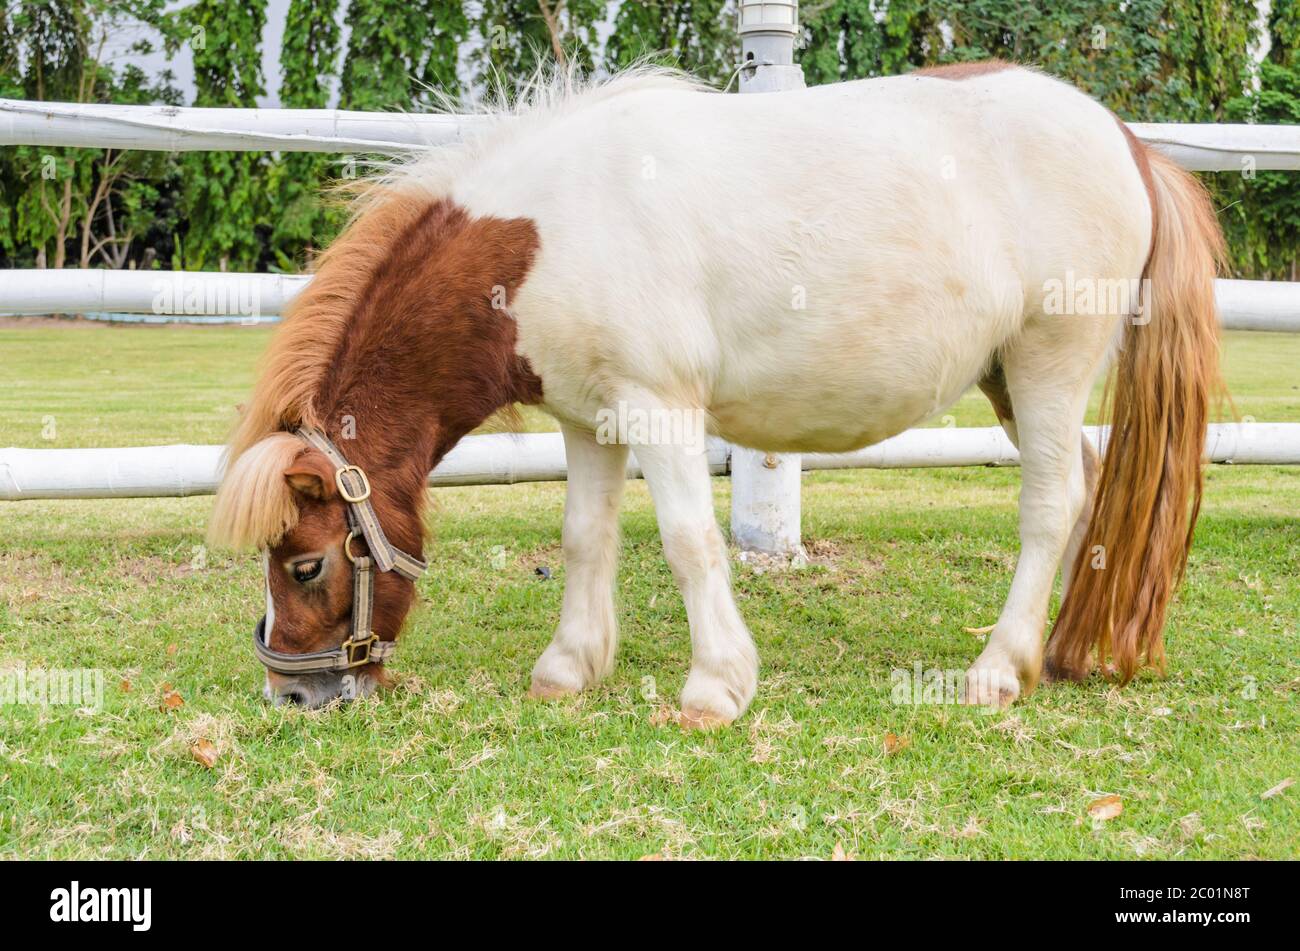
292 559 323 584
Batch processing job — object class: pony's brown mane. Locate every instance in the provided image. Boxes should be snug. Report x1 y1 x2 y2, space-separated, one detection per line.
226 186 432 464
914 59 1016 81
210 191 544 550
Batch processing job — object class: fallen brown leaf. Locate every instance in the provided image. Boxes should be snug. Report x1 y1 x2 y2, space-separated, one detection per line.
190 738 218 768
883 732 911 756
637 853 665 861
160 689 184 712
166 643 178 656
1261 777 1294 800
1087 794 1123 822
831 841 855 861
119 679 132 693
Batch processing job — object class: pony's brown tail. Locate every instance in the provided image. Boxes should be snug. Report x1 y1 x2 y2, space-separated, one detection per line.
1044 144 1225 684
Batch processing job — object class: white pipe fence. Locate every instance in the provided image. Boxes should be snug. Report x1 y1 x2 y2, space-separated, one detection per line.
0 98 468 152
1 74 1298 511
3 423 1295 501
3 97 1300 171
1 269 1294 333
0 269 309 318
1125 122 1300 171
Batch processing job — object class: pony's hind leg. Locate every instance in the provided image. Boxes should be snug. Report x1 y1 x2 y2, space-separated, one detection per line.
1059 435 1100 603
634 439 759 729
966 325 1110 707
978 364 1100 602
529 425 629 698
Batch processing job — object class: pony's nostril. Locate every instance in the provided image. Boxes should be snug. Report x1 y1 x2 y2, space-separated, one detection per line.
280 689 308 705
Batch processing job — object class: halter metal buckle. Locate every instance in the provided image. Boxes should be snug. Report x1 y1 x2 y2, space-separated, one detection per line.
335 464 371 503
341 634 379 668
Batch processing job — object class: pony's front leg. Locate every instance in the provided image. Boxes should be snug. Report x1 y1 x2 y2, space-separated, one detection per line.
529 426 628 698
635 441 759 729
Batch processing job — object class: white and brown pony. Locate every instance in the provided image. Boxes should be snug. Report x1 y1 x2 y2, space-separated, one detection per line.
209 63 1224 724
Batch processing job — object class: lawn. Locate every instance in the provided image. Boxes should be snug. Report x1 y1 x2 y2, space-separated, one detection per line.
0 321 1296 859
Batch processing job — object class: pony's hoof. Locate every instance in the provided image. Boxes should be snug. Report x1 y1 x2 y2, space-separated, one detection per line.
527 679 579 700
528 644 595 699
679 707 733 731
679 666 751 729
1042 653 1091 683
963 663 1021 709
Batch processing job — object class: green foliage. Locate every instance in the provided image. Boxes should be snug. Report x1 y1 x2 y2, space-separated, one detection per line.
0 0 178 269
472 0 603 91
341 0 467 110
0 1 1295 277
269 0 343 269
172 0 268 271
1274 0 1300 67
605 0 735 84
1223 60 1300 279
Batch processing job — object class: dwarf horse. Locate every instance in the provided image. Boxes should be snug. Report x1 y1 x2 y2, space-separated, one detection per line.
210 63 1223 723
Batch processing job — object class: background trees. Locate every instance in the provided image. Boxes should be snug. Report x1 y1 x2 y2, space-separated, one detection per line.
0 0 1294 277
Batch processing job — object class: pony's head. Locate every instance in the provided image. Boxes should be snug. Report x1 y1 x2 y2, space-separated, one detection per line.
206 166 543 706
209 432 424 707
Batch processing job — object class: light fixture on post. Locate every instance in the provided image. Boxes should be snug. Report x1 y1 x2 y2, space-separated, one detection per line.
737 0 805 94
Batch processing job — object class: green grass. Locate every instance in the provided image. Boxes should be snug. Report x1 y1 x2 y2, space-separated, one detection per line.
1 320 1296 859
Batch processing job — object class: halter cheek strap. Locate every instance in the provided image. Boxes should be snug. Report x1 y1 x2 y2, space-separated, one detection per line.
298 428 427 582
252 428 427 677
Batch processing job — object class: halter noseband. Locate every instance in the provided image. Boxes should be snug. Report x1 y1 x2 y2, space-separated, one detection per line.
253 427 427 676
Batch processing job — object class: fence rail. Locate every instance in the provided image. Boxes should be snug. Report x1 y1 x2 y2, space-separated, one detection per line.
3 424 1296 501
3 98 1300 171
1 94 1297 504
3 270 1296 333
0 98 467 152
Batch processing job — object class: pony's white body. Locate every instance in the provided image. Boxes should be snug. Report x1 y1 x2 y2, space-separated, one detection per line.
451 71 1147 452
395 68 1169 721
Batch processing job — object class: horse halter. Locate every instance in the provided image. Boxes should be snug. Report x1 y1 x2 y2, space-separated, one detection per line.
252 427 427 676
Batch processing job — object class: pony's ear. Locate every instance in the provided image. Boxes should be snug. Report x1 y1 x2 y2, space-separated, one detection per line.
284 448 337 501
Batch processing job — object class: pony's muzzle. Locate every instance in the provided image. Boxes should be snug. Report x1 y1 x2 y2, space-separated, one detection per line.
253 616 380 708
264 671 344 708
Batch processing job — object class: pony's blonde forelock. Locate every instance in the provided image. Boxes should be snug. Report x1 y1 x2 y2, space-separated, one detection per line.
208 433 307 550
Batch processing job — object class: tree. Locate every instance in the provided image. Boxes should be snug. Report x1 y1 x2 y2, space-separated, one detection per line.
1 0 178 270
341 0 467 111
474 0 603 92
606 0 735 84
269 0 343 269
1222 0 1300 279
172 0 269 271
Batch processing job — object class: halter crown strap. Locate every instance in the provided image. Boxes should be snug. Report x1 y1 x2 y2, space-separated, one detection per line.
297 427 427 581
